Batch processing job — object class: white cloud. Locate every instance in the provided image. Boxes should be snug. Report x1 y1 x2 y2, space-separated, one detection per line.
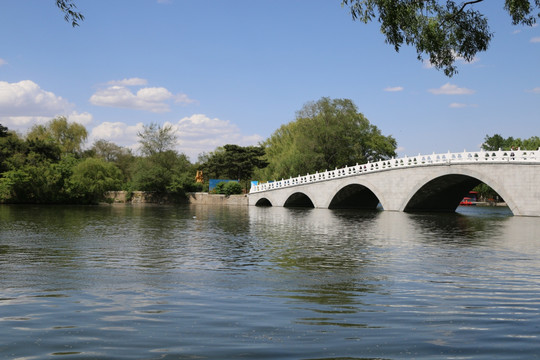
89 85 171 112
137 87 174 102
455 55 479 65
384 86 404 92
175 93 198 105
0 116 51 129
107 78 148 86
87 115 262 160
90 80 196 112
531 37 540 43
449 102 478 108
88 121 144 149
174 114 263 160
68 111 93 125
422 59 434 69
0 80 74 117
428 83 475 95
526 87 540 94
0 58 6 66
0 81 94 131
2 112 93 131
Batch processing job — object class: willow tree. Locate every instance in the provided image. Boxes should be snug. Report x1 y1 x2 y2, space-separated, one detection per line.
260 97 397 181
342 0 540 76
27 116 88 155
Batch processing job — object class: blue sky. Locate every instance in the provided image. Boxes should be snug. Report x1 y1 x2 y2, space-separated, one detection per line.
1 1 539 161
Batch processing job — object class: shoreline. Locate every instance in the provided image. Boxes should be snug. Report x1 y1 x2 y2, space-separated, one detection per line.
105 191 249 206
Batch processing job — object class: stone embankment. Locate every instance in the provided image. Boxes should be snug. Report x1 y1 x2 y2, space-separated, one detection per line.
105 191 248 206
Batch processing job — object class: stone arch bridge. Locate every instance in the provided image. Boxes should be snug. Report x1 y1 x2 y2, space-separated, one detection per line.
248 150 540 217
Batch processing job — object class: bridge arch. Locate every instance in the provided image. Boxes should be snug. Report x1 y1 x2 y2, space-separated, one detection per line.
328 183 381 210
401 168 516 214
283 192 315 208
255 198 272 206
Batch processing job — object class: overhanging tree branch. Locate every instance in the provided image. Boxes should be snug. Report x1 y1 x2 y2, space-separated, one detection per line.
55 0 84 27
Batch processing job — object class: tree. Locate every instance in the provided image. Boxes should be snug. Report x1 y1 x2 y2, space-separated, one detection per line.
92 139 126 162
259 97 396 181
27 116 88 155
201 144 268 190
137 123 178 157
133 123 196 198
482 134 540 151
56 0 84 27
91 139 135 182
342 0 540 76
0 124 8 138
68 158 123 204
131 150 193 195
0 155 77 204
0 131 26 177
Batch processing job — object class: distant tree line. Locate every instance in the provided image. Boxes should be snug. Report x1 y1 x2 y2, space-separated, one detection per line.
1 97 398 204
473 134 540 202
482 134 540 151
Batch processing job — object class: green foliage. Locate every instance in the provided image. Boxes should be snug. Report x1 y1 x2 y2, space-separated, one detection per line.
482 134 540 151
91 139 135 182
133 122 188 197
167 173 203 196
131 150 193 196
201 144 268 190
67 158 123 204
131 159 171 193
260 97 396 181
0 117 203 203
0 123 8 137
0 155 77 203
0 131 26 174
27 116 88 155
472 183 501 202
342 0 540 76
214 181 243 196
92 139 128 162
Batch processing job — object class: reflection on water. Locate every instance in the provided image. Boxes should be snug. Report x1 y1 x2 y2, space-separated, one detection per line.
1 204 540 359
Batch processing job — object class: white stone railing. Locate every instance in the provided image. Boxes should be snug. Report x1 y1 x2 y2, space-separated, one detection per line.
250 149 540 193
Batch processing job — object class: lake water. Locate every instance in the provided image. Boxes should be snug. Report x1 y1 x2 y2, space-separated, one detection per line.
1 204 540 359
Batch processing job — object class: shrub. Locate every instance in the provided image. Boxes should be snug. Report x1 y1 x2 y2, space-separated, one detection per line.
215 181 242 196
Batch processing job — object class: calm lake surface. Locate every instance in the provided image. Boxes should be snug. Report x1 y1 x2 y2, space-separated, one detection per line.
1 204 539 359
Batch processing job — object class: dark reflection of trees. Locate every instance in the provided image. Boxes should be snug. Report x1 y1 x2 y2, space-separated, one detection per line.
0 205 104 269
127 204 261 277
249 207 385 328
406 209 511 246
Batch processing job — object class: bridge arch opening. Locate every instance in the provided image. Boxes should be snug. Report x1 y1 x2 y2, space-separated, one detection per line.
329 184 381 210
284 192 315 208
255 198 272 207
404 174 491 213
